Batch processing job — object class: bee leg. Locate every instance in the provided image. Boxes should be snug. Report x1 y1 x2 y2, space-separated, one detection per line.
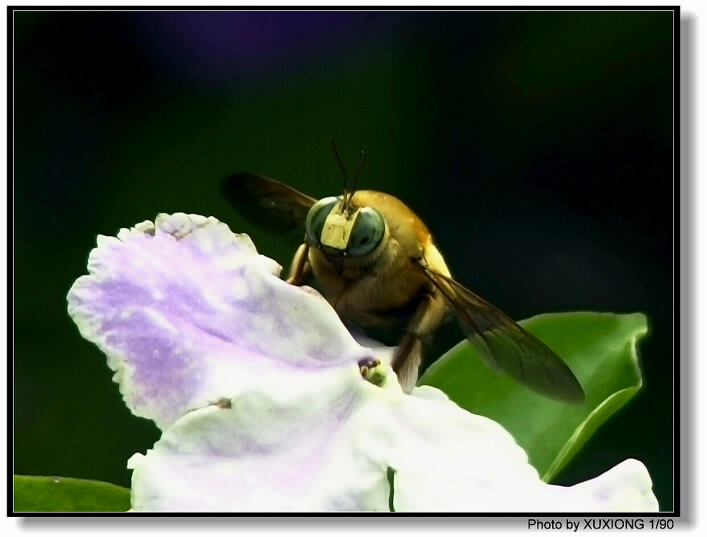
393 334 423 394
392 289 447 394
286 243 311 286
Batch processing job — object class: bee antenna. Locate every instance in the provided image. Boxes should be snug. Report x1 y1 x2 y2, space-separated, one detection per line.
329 138 348 211
351 150 366 201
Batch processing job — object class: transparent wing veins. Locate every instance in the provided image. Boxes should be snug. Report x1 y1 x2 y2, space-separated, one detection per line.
418 262 585 404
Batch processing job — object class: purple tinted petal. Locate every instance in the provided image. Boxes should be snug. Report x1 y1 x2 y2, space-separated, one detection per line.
129 370 393 512
67 213 373 428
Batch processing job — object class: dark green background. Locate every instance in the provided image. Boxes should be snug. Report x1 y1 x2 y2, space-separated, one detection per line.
14 10 675 510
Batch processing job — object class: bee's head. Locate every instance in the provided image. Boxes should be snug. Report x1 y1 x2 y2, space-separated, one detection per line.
304 141 384 257
305 197 385 258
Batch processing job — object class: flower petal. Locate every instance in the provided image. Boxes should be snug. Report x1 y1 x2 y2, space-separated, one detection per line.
67 213 373 429
128 369 398 512
390 387 658 512
562 458 660 512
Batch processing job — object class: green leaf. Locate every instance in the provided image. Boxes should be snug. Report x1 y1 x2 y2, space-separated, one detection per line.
418 312 647 482
13 475 131 512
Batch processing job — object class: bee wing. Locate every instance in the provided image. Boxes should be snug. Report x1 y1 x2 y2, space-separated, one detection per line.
419 264 585 404
221 173 316 243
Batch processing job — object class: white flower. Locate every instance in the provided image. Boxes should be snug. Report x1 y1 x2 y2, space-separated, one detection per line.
66 213 659 512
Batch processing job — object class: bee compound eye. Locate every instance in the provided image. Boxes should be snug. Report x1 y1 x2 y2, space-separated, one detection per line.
348 207 385 257
305 196 339 246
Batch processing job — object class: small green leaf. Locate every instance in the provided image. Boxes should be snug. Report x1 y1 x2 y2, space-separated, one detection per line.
418 312 647 482
13 475 131 512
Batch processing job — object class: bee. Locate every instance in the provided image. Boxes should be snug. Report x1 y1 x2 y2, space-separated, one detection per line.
222 142 585 403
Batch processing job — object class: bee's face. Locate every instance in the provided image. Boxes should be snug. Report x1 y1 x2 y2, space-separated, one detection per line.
304 196 386 257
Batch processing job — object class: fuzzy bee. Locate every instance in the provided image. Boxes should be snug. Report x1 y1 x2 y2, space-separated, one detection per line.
222 142 584 402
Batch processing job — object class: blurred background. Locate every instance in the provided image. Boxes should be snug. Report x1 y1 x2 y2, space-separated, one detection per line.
14 10 674 510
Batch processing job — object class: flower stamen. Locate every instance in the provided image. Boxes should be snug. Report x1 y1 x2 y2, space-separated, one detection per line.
358 357 385 386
